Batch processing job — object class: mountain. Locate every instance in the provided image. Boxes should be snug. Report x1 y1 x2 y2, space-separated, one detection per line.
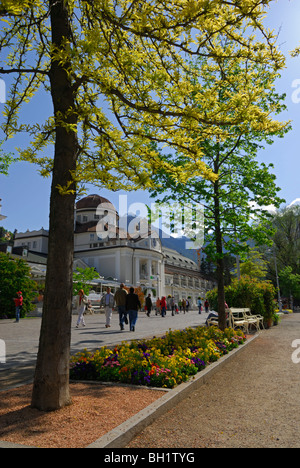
159 233 199 263
121 214 199 263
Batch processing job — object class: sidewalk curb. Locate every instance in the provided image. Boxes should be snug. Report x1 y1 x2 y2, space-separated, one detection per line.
0 333 259 449
87 333 259 449
0 441 33 449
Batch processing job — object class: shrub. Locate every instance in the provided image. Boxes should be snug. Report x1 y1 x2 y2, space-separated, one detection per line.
0 252 36 319
207 275 276 321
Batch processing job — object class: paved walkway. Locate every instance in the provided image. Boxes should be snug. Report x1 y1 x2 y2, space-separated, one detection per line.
128 313 300 448
0 309 207 390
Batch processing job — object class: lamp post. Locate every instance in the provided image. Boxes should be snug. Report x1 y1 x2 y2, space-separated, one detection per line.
274 252 283 314
266 247 282 313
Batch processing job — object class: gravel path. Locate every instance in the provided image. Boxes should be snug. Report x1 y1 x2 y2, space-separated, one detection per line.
127 314 300 448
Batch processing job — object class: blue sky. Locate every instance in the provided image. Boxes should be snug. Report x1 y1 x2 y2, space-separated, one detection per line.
0 0 300 233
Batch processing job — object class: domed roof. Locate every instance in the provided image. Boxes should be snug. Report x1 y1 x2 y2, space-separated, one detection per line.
76 194 115 210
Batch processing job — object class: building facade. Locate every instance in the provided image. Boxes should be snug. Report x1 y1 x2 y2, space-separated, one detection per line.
14 228 49 254
14 194 216 305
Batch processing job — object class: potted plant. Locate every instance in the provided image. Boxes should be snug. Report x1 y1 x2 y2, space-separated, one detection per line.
273 313 281 326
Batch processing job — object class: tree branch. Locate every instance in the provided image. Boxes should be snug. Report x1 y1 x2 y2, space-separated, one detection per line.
0 67 49 75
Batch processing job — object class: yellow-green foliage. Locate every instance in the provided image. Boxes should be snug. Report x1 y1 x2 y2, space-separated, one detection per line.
0 0 288 191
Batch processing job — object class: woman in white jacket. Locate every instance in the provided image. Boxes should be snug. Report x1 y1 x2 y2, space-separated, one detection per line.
76 289 88 328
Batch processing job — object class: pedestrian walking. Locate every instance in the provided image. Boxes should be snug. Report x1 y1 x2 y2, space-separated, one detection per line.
204 299 210 314
114 283 128 330
101 287 115 328
126 287 141 332
186 298 190 313
178 299 182 313
160 296 167 317
156 297 161 316
182 298 186 314
13 291 23 323
146 294 152 317
197 297 202 314
76 289 87 328
170 296 175 316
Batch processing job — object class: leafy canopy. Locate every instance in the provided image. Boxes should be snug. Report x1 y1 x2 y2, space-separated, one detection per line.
149 52 288 263
279 266 300 300
0 0 288 192
73 267 100 295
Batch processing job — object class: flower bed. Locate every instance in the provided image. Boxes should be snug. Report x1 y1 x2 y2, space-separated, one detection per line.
70 326 246 389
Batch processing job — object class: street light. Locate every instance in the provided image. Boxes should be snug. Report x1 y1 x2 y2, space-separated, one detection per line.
273 252 283 314
267 248 282 314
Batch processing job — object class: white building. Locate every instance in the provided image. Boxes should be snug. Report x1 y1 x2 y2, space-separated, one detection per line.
14 228 49 254
14 194 216 305
74 194 165 297
163 246 215 306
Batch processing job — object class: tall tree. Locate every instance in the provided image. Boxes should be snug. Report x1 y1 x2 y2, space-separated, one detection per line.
263 205 300 305
279 266 300 305
270 205 300 274
238 248 269 280
150 55 289 330
0 0 287 409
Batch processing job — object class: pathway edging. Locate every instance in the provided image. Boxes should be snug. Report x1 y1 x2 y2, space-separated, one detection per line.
0 333 259 449
87 334 259 449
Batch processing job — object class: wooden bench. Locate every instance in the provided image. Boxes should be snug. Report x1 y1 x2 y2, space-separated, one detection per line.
207 316 219 327
207 308 264 333
243 308 264 330
207 309 231 328
229 308 264 333
229 309 250 333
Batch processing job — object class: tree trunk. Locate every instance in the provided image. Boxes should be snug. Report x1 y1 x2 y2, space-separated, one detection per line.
31 0 78 411
213 176 226 331
216 254 226 331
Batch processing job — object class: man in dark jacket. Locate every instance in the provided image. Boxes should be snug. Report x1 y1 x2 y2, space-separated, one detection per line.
114 283 128 331
125 287 141 332
145 294 152 317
